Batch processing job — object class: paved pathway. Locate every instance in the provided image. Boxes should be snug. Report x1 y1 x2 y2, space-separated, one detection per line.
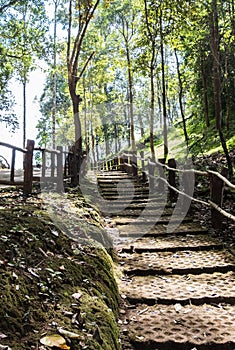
97 170 235 350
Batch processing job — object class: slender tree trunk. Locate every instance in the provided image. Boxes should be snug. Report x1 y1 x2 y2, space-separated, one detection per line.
211 0 233 178
114 122 118 154
150 63 155 161
143 0 155 161
52 0 59 150
96 134 99 162
231 0 235 91
83 78 89 171
126 42 136 152
201 52 210 127
51 0 59 177
160 13 168 160
174 48 189 146
90 105 96 167
91 131 96 167
156 74 163 128
22 6 27 148
137 112 144 138
23 78 26 148
105 137 110 157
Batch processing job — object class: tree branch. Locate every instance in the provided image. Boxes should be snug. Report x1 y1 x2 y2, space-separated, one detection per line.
67 0 72 70
0 0 19 13
76 51 95 82
72 0 100 76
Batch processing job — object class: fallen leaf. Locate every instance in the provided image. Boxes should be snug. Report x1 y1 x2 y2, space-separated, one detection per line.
72 292 82 300
40 334 70 349
0 333 7 339
183 308 193 314
138 307 148 315
136 335 144 340
57 327 83 339
0 345 12 350
12 272 18 279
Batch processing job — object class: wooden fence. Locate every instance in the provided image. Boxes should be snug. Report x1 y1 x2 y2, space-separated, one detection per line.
0 139 81 195
97 151 235 229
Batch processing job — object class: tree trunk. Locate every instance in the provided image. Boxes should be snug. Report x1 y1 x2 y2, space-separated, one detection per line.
150 63 155 161
70 88 82 185
91 126 96 167
201 52 210 127
114 122 118 154
211 0 233 178
23 78 26 148
126 41 136 152
52 0 59 150
174 48 189 146
160 13 168 160
67 0 100 184
137 112 144 138
156 74 163 128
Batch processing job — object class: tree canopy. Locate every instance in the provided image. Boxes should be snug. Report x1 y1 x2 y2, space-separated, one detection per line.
1 0 235 175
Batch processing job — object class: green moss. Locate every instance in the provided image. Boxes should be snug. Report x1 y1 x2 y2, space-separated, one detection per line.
0 189 121 350
78 292 121 350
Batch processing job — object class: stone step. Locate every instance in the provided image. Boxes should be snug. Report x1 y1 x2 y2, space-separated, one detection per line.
119 249 235 275
96 170 129 177
120 271 235 305
113 216 193 225
104 207 173 217
99 185 149 192
97 176 134 182
98 201 172 209
118 234 223 253
97 177 138 181
123 303 235 349
99 190 150 197
118 222 208 237
111 208 173 217
99 190 149 196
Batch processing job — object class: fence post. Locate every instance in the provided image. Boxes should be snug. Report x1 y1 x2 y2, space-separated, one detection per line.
113 156 118 170
131 153 138 177
51 152 55 178
42 150 46 177
63 150 68 178
156 158 165 193
57 146 63 192
148 160 155 189
168 158 177 202
119 155 124 171
10 148 16 183
123 154 128 173
140 150 145 171
210 167 228 229
23 139 34 195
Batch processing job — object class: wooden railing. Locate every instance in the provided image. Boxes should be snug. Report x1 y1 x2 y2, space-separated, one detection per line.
0 139 80 195
96 152 235 229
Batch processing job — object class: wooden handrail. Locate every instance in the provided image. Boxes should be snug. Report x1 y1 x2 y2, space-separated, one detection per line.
0 141 27 153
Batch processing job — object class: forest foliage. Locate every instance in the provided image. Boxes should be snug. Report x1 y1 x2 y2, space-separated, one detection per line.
0 0 235 173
